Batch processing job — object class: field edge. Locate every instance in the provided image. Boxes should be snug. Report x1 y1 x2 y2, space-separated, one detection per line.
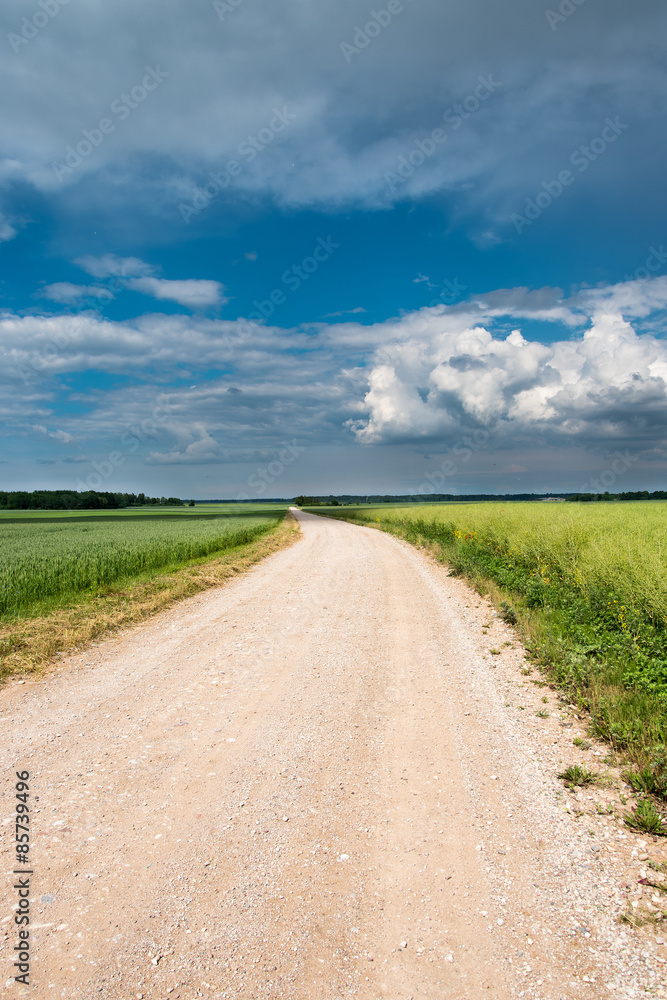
0 514 300 682
319 507 667 788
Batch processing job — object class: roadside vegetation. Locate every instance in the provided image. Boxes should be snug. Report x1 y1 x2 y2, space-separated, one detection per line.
0 504 295 678
321 501 667 792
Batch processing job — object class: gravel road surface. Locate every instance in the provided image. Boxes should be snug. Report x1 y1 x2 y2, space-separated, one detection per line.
2 509 665 998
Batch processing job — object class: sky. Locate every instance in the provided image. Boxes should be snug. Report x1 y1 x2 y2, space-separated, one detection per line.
2 0 667 499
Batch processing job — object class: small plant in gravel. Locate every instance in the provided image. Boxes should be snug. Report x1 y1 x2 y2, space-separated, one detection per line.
536 709 549 718
558 764 598 787
618 907 667 928
573 737 591 749
490 647 501 655
623 766 667 800
500 601 518 625
624 798 667 836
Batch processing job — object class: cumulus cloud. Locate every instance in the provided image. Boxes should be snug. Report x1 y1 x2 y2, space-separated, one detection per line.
3 274 667 474
126 277 226 309
576 274 667 320
147 425 222 464
350 303 667 457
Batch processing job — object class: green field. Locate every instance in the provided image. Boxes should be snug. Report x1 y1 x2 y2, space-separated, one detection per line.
0 504 287 619
322 501 667 776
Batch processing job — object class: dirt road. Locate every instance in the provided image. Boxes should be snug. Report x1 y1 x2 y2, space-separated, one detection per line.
2 510 665 998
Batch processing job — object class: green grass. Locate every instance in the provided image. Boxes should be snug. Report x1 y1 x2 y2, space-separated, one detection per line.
624 798 667 836
623 766 667 800
558 764 598 787
320 501 667 773
0 504 286 620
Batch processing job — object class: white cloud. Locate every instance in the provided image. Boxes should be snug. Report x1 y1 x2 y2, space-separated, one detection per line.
75 254 155 279
3 274 667 470
147 425 221 464
323 306 367 318
0 213 16 242
576 274 667 319
351 305 667 454
127 277 226 309
31 424 76 444
41 282 115 304
67 256 225 309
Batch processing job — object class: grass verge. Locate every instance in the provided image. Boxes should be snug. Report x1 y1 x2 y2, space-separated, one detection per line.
0 515 299 680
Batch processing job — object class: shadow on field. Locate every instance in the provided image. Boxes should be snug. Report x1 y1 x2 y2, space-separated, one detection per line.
0 511 283 526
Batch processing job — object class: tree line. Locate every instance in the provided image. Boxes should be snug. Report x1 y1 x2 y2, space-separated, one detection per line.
0 491 190 510
565 490 667 502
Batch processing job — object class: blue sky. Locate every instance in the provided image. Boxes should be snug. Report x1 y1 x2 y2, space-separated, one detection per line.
2 0 667 498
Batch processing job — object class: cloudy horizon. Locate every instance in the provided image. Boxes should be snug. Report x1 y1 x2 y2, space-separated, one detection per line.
2 0 667 498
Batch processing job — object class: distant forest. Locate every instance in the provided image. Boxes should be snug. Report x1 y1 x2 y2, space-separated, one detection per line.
1 489 665 511
296 491 667 504
0 491 187 510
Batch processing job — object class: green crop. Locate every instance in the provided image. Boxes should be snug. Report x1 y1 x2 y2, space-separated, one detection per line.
0 505 284 618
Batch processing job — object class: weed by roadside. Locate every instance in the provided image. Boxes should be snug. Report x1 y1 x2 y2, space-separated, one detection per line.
623 765 667 800
558 764 598 787
618 907 667 928
624 798 667 836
